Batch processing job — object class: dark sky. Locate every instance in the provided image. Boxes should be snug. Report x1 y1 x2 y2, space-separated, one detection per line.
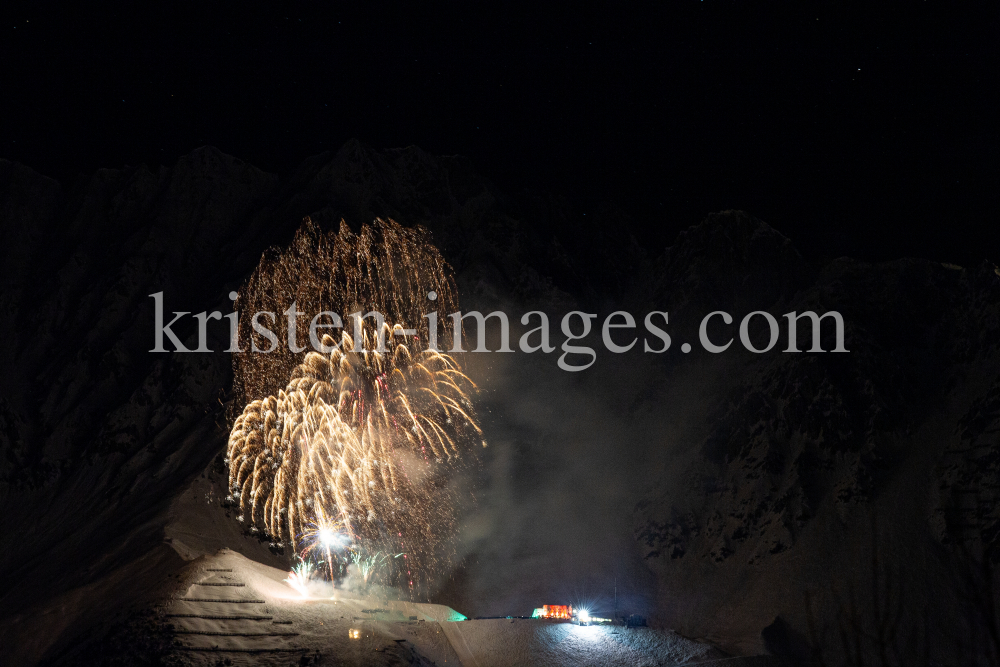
2 2 997 263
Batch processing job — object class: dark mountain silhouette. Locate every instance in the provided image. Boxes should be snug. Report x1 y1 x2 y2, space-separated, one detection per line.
1 143 998 665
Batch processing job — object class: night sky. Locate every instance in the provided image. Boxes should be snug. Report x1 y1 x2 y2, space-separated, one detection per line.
2 2 997 264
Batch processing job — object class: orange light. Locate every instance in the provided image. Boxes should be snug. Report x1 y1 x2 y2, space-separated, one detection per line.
540 605 573 619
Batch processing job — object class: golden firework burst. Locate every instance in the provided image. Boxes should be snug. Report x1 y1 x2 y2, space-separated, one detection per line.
232 216 459 409
227 217 479 592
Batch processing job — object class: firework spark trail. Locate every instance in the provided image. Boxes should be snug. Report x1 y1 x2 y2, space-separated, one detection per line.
284 560 318 598
228 325 481 542
232 216 459 409
228 217 480 593
298 510 352 580
351 550 403 587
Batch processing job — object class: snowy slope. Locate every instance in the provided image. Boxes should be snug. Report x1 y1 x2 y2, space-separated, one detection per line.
162 548 727 667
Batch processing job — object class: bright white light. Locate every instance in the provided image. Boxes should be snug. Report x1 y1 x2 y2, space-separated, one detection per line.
318 527 350 549
579 609 590 622
284 561 316 598
318 528 337 547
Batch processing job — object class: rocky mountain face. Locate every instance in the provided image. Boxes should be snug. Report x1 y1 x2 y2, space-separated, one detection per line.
1 143 997 666
633 212 1000 664
0 142 596 665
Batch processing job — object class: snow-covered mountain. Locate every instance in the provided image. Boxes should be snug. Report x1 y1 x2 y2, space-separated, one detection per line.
2 144 998 665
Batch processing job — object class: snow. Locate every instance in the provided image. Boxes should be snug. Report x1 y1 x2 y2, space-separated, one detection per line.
165 548 725 666
440 618 719 667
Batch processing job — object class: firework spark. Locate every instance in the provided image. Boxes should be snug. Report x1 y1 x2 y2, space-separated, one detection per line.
351 550 404 588
299 510 352 579
284 560 318 598
228 217 480 593
232 216 459 408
